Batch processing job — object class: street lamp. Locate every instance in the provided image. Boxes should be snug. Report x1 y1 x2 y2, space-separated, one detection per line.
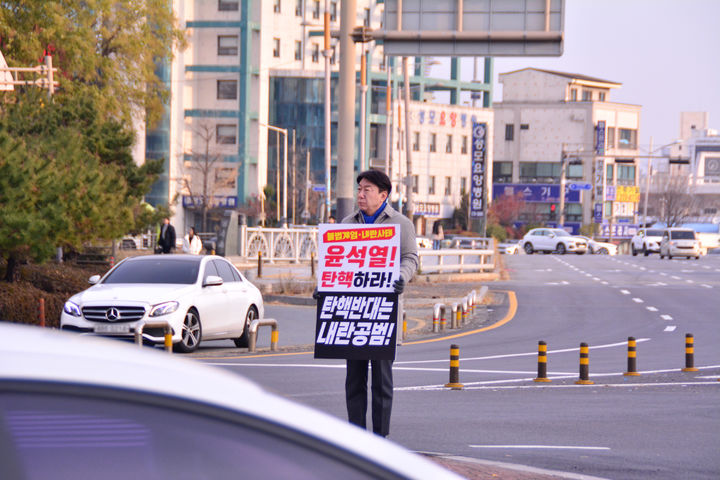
259 123 288 227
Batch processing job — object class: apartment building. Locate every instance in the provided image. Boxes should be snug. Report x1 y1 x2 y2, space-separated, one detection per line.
492 68 642 236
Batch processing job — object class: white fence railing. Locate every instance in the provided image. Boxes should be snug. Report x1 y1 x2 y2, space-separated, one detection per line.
417 249 495 274
240 226 318 262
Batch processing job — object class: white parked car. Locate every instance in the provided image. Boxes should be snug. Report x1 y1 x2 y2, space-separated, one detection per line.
574 236 618 255
659 228 701 259
521 228 588 255
497 239 522 254
630 228 664 256
0 323 462 480
60 254 264 353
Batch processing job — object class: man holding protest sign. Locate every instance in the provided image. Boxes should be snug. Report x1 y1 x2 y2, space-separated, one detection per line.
314 170 418 437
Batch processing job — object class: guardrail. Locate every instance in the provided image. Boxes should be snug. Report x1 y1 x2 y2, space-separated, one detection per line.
248 318 279 353
417 249 494 274
240 226 318 263
134 320 173 353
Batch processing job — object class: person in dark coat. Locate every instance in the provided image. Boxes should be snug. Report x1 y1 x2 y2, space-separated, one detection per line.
158 217 176 254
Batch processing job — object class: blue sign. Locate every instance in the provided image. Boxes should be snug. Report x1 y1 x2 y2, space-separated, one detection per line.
569 182 592 191
595 121 606 155
182 195 238 209
312 184 327 192
593 203 603 224
599 223 639 238
470 122 487 218
492 184 580 203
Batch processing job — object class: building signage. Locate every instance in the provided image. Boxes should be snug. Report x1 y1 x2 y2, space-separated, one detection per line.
599 223 639 238
182 195 238 209
595 121 606 155
595 159 605 199
568 182 592 191
414 202 441 216
593 203 603 223
315 224 401 361
612 202 634 217
706 157 720 176
616 186 640 203
470 122 487 218
605 185 616 201
492 184 580 203
415 108 482 130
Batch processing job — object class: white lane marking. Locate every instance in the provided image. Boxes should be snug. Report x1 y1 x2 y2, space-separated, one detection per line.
394 339 651 365
561 280 569 285
686 279 694 283
469 445 610 451
664 326 677 332
620 289 630 295
660 272 667 276
640 267 646 271
661 314 673 321
593 277 600 281
601 281 609 285
585 273 592 277
701 284 712 289
646 306 658 312
632 298 644 303
697 375 720 379
671 276 681 280
453 381 720 391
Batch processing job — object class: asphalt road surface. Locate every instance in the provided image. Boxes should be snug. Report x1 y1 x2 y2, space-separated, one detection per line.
197 253 720 479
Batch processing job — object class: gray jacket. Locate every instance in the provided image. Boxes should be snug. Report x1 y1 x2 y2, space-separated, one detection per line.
342 204 419 283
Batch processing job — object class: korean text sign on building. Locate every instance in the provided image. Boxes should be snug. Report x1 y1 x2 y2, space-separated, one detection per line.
314 224 401 360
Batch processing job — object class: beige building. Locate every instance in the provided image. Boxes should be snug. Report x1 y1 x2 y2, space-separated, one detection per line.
493 68 642 236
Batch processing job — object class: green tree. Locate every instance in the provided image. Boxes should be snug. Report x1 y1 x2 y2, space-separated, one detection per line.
0 0 185 127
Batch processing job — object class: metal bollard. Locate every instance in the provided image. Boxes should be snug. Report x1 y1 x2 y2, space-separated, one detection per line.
444 344 464 389
257 251 263 278
469 290 476 315
624 337 640 376
134 321 173 353
461 297 468 325
248 318 279 353
575 342 594 385
38 298 46 328
682 333 699 372
402 311 407 342
534 340 551 382
440 304 447 331
451 303 459 329
432 303 445 333
310 252 315 277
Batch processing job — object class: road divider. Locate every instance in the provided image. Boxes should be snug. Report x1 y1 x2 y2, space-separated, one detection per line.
624 337 640 376
682 333 698 372
575 343 594 385
445 344 464 390
534 340 551 382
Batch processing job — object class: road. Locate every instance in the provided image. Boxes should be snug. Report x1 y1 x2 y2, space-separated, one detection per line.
198 253 720 479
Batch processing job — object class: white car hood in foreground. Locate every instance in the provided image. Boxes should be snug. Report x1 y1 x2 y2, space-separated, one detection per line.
0 323 462 480
70 283 196 305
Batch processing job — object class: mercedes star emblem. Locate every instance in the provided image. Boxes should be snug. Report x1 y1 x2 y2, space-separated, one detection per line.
105 307 121 322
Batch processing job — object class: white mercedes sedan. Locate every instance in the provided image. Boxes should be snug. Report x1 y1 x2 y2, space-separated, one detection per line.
60 255 264 353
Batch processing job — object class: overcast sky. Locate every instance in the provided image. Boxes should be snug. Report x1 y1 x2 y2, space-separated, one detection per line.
428 0 720 152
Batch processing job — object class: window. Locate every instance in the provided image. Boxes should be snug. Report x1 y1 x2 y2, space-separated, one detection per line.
582 90 592 101
218 0 238 11
445 134 453 153
617 164 636 185
330 2 337 21
519 162 560 183
604 201 612 218
216 124 237 145
273 38 280 57
412 131 420 151
493 162 512 183
599 92 606 102
429 133 437 152
570 88 577 101
412 175 419 194
311 44 319 63
295 0 302 16
312 0 320 19
460 177 467 195
364 8 371 27
520 124 529 130
218 35 238 56
606 163 614 181
461 135 468 154
607 127 615 149
505 124 514 141
618 128 637 149
567 163 583 179
273 0 281 13
215 167 237 189
330 46 336 65
217 80 237 100
444 176 452 195
294 41 302 60
428 176 435 195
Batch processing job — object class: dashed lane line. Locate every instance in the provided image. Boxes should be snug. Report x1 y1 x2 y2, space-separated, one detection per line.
632 298 644 303
664 326 677 332
661 314 673 321
646 306 658 312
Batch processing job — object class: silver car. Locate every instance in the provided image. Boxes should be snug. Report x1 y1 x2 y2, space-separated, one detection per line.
659 228 701 259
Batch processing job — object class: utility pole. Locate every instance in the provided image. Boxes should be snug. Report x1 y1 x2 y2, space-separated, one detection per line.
336 0 357 221
323 0 332 222
292 129 296 225
643 136 653 227
402 56 413 219
559 144 567 226
359 50 368 171
384 57 392 176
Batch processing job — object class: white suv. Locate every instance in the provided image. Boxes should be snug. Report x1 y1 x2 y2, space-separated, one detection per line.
631 228 664 256
522 228 588 255
659 228 701 259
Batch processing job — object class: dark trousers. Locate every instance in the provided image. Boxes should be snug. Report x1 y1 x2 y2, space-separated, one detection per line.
345 359 393 436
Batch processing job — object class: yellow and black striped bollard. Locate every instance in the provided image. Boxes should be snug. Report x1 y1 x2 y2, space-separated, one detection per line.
682 333 699 372
534 340 551 382
445 344 464 390
624 337 640 376
575 342 594 385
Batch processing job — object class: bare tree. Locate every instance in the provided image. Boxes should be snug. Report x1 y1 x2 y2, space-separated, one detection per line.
179 122 238 231
649 172 699 227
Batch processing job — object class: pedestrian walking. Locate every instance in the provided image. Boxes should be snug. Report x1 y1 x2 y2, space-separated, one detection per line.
432 220 444 250
182 227 203 255
158 217 176 254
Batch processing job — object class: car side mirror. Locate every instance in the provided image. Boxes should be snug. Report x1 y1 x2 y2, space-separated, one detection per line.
88 275 101 285
549 233 555 238
203 275 223 287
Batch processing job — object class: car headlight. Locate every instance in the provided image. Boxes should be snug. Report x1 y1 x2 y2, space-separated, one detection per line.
63 301 82 317
150 301 179 317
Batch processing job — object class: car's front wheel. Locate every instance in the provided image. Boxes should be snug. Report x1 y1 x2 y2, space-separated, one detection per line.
556 243 567 255
598 247 609 255
643 245 649 256
631 245 638 256
524 243 534 254
234 306 258 348
175 308 202 353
